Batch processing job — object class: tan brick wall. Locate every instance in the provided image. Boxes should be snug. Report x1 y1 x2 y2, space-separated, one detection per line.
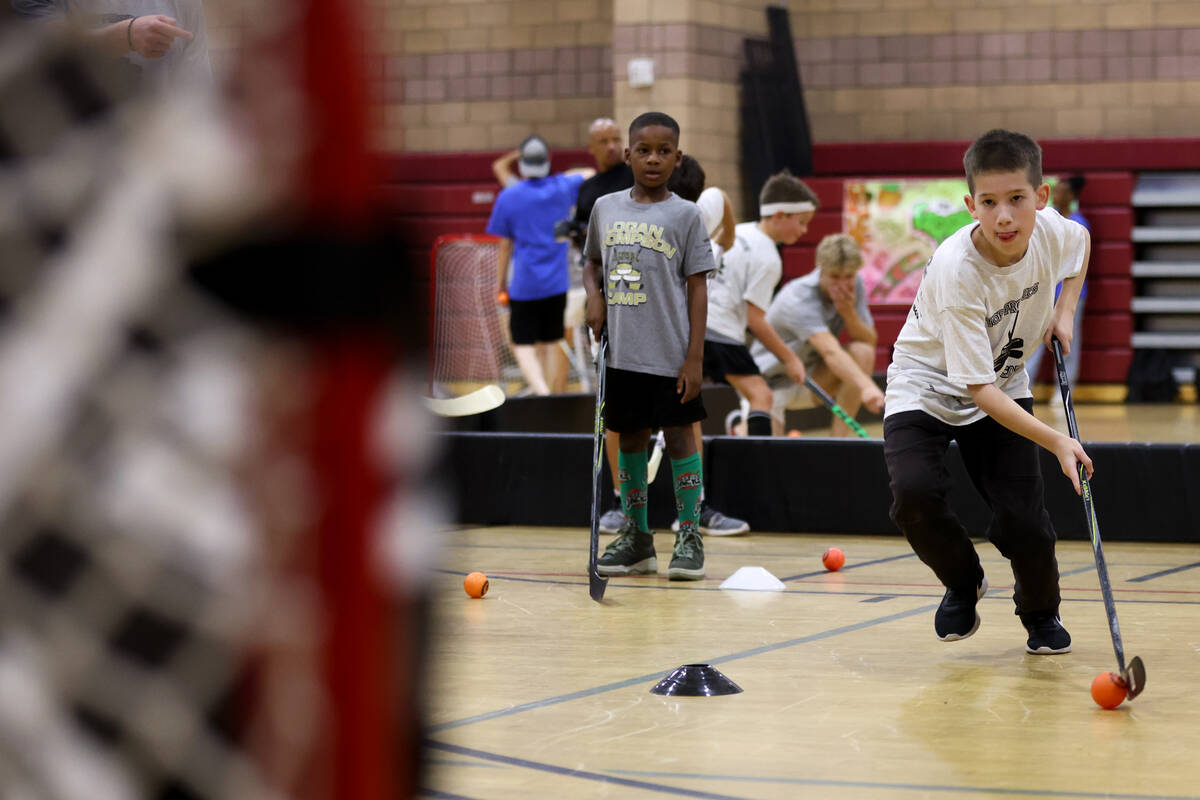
370 0 614 152
789 2 1200 142
203 0 1200 163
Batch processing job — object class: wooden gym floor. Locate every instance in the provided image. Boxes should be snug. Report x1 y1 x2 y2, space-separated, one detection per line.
421 404 1200 799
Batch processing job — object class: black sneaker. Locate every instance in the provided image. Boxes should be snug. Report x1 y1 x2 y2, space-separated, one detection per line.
667 524 705 580
597 521 656 576
934 575 988 641
1022 611 1072 654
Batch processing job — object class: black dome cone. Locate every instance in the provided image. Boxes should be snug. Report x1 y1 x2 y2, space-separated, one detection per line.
650 664 742 697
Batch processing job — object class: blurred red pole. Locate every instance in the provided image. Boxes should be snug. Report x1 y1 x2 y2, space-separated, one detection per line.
300 1 394 798
303 0 372 226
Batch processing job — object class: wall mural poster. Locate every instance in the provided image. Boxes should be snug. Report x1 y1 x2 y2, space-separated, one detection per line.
843 178 974 304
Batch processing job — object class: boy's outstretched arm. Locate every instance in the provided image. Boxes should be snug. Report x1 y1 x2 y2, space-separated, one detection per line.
967 382 1093 494
677 273 707 402
1043 236 1091 352
746 303 806 385
582 257 607 341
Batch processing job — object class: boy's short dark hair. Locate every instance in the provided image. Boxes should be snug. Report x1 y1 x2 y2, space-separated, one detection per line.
628 111 680 142
963 129 1043 194
758 169 819 209
667 154 705 201
1067 175 1087 196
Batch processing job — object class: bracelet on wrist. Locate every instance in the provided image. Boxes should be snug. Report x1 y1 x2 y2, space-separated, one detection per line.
127 16 138 51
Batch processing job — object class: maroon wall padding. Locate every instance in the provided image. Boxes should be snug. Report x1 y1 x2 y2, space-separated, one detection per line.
1072 172 1133 205
383 149 593 184
1083 312 1133 348
381 183 501 216
1080 348 1134 382
1086 277 1134 312
1089 241 1133 276
1086 207 1133 242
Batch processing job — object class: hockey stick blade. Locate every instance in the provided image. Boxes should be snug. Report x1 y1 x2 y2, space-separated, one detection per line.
587 333 609 602
424 384 505 417
804 377 870 438
1121 655 1147 699
1052 337 1146 700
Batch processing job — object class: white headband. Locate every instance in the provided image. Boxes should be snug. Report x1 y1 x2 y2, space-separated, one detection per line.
760 201 816 217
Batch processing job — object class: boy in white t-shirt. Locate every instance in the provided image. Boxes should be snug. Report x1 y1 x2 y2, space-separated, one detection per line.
884 129 1093 656
703 171 817 437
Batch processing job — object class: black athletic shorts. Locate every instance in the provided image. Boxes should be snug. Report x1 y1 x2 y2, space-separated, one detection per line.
509 292 566 345
604 366 706 433
702 339 760 384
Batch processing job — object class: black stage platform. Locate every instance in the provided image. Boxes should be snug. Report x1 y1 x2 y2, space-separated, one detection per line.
438 391 1199 543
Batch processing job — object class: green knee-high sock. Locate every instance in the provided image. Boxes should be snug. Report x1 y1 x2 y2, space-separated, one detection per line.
671 453 703 535
618 449 649 533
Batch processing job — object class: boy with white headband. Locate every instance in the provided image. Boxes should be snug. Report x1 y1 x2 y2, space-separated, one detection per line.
703 170 818 438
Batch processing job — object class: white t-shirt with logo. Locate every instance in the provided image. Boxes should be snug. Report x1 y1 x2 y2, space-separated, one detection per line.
885 207 1088 426
705 222 780 344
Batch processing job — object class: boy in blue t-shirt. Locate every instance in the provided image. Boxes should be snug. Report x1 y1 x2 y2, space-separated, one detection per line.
583 112 715 580
487 135 586 394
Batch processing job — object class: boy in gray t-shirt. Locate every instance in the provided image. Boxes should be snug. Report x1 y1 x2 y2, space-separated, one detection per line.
749 233 884 436
582 112 714 580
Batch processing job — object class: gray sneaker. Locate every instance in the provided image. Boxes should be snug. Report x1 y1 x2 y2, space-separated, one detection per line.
668 525 705 580
597 521 656 576
698 505 749 536
669 505 750 536
598 497 626 535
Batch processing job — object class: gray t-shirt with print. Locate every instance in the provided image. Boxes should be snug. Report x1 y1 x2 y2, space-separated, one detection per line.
751 269 873 382
584 191 715 377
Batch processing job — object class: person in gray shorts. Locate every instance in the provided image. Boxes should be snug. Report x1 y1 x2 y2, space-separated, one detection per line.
749 233 884 436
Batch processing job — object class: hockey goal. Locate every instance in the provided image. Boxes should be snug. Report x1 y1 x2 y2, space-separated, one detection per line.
428 234 518 396
429 234 592 396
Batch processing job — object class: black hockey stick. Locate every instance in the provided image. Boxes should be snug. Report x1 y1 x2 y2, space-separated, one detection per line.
804 377 871 439
1052 337 1145 698
587 330 610 602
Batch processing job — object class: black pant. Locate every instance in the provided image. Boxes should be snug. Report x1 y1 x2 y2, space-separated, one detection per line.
883 399 1060 616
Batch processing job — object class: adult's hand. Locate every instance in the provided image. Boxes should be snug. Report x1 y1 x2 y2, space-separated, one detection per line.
129 15 193 59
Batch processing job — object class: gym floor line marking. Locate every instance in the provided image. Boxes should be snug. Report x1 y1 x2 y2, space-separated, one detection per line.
443 540 908 559
424 740 753 800
435 569 1200 605
428 602 937 732
779 551 918 581
418 788 481 800
1128 560 1200 583
603 768 1200 800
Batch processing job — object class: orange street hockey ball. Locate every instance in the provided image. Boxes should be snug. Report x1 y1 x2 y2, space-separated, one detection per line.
1091 671 1128 709
464 572 489 598
822 547 845 572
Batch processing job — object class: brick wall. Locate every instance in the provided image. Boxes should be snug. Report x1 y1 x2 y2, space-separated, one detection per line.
198 1 1200 218
370 0 615 153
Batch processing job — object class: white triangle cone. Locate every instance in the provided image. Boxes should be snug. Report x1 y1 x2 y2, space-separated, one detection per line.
719 566 786 592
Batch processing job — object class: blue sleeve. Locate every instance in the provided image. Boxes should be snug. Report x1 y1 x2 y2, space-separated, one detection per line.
561 173 586 204
485 190 512 239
